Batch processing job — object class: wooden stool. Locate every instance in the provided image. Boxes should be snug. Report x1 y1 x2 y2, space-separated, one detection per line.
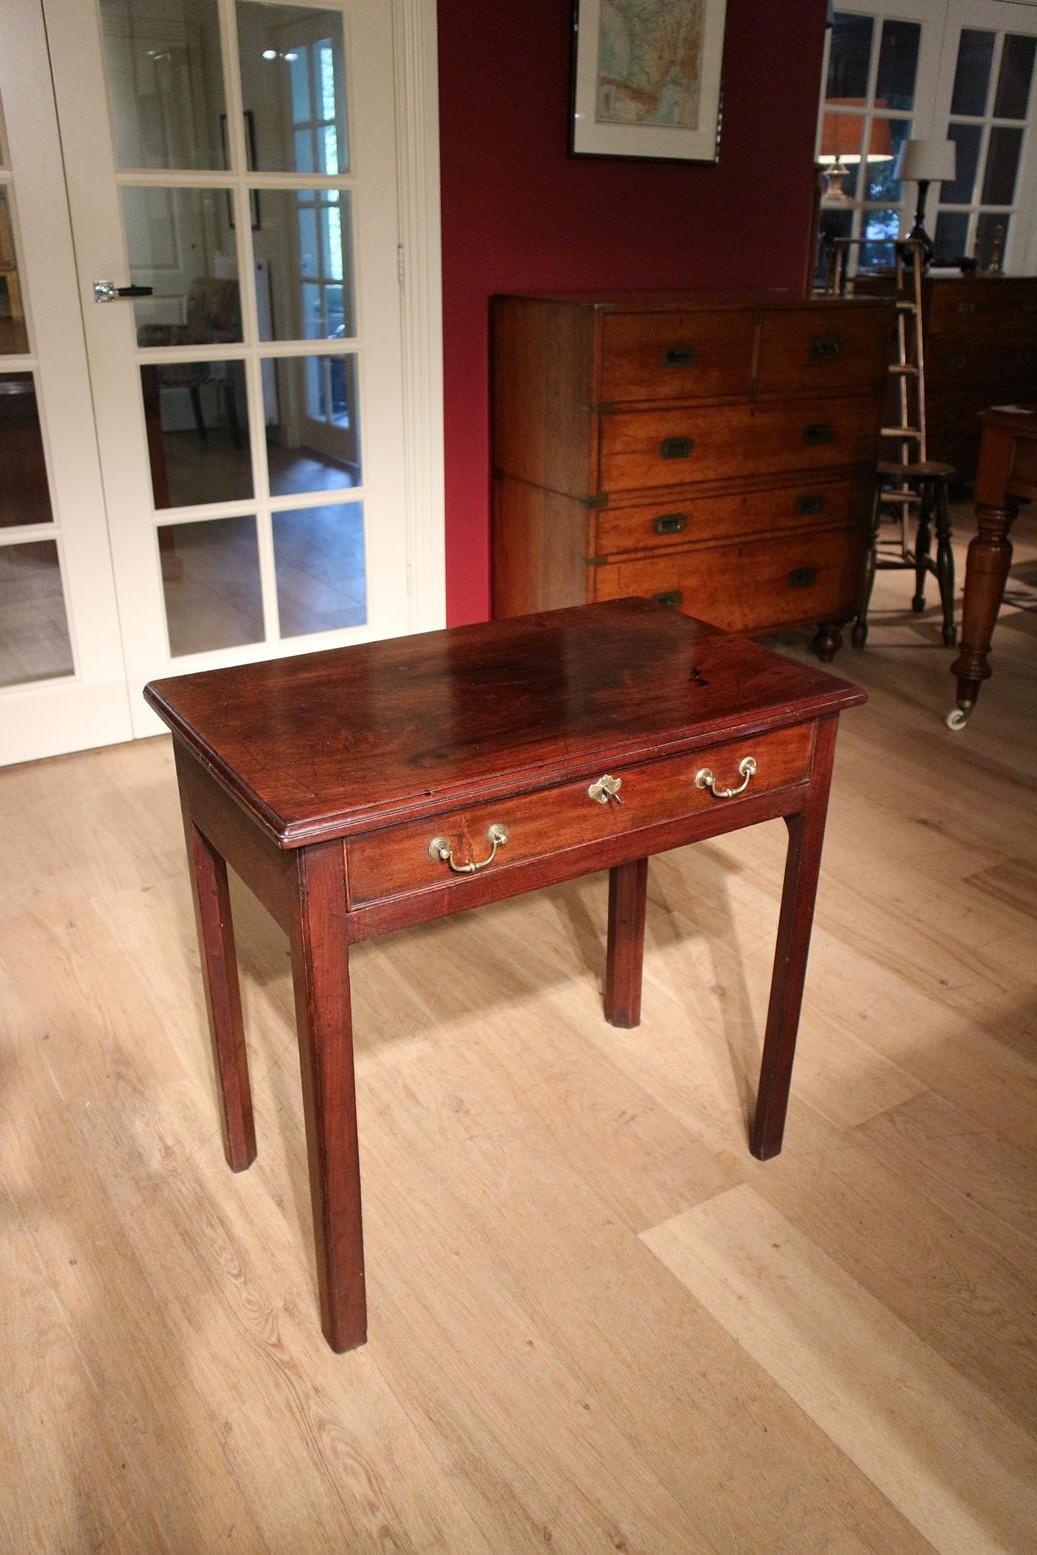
853 459 956 649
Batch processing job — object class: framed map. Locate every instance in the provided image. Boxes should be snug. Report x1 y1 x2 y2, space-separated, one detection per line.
570 0 728 161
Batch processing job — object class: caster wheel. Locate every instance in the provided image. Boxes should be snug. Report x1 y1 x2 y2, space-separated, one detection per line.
945 708 969 731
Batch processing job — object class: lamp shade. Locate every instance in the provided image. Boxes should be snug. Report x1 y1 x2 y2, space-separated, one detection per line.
895 138 956 183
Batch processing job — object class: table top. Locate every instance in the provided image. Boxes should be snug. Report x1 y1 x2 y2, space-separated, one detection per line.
145 600 866 848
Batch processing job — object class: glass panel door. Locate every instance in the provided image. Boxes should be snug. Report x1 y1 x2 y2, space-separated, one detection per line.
0 5 132 765
46 0 409 736
932 1 1037 271
816 1 947 283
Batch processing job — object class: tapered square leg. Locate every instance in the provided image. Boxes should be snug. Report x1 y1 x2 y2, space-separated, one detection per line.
605 857 649 1028
291 843 366 1353
181 814 256 1172
751 721 836 1160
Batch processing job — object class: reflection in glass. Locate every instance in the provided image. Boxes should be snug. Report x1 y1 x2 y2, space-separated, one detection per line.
273 502 365 637
976 212 1011 271
995 35 1037 120
860 209 899 272
236 3 349 174
0 376 53 527
827 13 873 101
122 186 239 346
140 360 251 509
263 354 360 495
254 189 354 341
0 540 73 687
982 126 1024 206
160 515 263 655
943 123 982 204
951 30 995 116
819 112 864 199
816 207 853 289
933 211 969 267
865 117 909 201
876 20 921 111
0 191 28 354
100 0 227 170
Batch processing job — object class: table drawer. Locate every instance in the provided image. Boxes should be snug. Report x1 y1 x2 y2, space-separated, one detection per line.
756 306 890 396
927 280 1037 336
599 310 754 404
346 724 816 907
599 397 878 492
594 478 865 555
592 527 862 631
926 338 1037 387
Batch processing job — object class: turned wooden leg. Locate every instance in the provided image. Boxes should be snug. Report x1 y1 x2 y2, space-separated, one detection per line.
852 482 882 649
912 482 933 613
950 500 1019 714
813 622 843 662
605 857 649 1028
750 722 835 1160
934 479 956 647
291 843 366 1353
181 815 256 1172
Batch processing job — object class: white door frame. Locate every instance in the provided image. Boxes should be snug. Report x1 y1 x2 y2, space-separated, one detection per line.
0 0 133 766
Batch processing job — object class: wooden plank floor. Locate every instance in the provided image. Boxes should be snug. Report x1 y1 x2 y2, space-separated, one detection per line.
2 512 1035 1554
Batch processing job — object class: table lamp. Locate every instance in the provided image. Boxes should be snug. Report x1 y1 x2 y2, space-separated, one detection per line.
895 138 956 263
818 102 894 203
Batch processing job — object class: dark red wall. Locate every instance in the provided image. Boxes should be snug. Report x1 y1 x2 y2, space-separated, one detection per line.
437 0 830 624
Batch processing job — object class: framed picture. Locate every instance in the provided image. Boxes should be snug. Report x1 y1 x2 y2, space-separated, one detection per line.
219 111 261 230
570 0 728 162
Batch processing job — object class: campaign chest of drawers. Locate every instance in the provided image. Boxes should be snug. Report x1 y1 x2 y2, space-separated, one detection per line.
853 275 1037 481
491 291 894 659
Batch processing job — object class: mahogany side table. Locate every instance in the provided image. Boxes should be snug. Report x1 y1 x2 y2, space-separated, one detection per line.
145 600 866 1352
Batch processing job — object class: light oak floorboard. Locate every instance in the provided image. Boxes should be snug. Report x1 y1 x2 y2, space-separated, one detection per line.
0 513 1034 1552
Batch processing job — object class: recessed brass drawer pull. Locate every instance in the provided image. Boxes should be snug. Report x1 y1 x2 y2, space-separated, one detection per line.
695 755 757 799
659 436 693 460
663 344 696 366
427 823 509 873
588 773 623 805
804 422 834 445
653 511 688 535
809 337 842 361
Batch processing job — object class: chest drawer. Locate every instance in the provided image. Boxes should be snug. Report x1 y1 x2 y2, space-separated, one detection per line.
592 526 863 631
599 397 878 492
594 478 865 556
346 723 816 907
927 281 1037 337
756 307 890 396
599 310 754 404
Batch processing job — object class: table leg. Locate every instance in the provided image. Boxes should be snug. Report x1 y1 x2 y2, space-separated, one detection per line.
605 857 648 1028
950 500 1019 716
291 844 366 1353
182 815 256 1172
750 722 835 1161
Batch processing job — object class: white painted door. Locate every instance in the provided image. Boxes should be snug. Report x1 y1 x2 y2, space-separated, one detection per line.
44 0 440 740
0 4 133 766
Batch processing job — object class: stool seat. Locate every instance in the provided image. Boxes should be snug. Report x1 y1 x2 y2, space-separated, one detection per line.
877 460 956 480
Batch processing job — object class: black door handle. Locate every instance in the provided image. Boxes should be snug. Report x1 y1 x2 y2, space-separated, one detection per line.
93 280 155 302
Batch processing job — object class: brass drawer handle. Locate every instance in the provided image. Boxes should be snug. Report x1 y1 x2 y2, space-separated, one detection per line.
797 494 825 516
788 565 818 589
804 422 834 445
654 511 688 535
428 823 508 874
663 344 696 366
588 773 623 806
810 337 842 361
659 436 693 460
695 756 757 799
654 590 683 608
956 301 976 316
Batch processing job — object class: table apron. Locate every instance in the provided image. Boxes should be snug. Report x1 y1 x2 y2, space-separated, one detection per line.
342 778 818 943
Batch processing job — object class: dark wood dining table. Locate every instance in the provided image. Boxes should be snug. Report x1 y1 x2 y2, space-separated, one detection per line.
145 599 865 1351
949 403 1037 728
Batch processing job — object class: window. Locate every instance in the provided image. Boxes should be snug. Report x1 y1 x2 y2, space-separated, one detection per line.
934 27 1036 266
